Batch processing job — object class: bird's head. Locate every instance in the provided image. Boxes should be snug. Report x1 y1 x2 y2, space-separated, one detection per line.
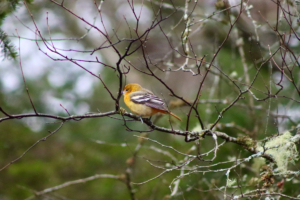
123 83 142 95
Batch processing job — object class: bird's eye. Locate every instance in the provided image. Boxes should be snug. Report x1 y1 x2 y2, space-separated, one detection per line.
126 89 129 91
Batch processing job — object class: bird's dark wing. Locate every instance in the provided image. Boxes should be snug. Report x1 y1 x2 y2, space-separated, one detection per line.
130 92 168 111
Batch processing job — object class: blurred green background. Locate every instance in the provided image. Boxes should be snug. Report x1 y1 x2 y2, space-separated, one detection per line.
0 0 299 199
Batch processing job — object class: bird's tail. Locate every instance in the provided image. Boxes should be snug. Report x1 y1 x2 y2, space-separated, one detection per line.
169 112 182 121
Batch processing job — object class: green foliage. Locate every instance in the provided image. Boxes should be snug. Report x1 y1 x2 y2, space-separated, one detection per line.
0 0 33 60
0 29 17 59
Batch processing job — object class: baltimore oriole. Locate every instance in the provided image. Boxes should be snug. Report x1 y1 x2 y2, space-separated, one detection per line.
122 83 182 121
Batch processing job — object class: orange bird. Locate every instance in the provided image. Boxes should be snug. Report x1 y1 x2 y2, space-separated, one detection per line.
122 83 181 122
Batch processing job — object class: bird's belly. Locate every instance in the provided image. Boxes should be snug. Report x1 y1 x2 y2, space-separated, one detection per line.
128 102 155 117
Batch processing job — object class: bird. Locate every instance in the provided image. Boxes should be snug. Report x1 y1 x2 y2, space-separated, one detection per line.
122 83 182 122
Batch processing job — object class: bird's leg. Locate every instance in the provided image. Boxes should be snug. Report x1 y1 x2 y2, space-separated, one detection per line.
136 115 144 123
147 116 154 126
140 117 144 123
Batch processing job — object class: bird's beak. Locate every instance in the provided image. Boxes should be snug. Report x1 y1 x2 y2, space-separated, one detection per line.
122 90 125 95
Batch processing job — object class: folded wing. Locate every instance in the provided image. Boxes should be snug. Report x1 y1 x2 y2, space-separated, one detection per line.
130 92 168 112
